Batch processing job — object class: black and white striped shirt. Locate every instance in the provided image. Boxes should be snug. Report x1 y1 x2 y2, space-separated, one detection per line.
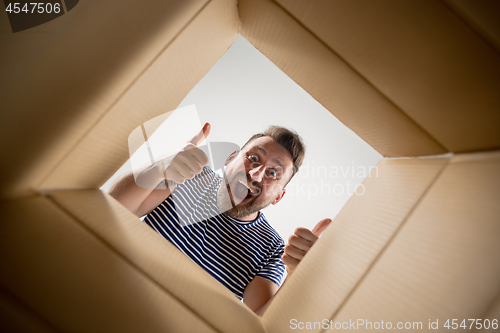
144 167 285 299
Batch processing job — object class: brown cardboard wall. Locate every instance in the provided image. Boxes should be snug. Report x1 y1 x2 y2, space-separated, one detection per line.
0 0 238 200
274 0 500 153
37 0 239 194
239 0 447 158
330 151 500 333
0 0 210 199
0 196 222 332
1 0 499 331
49 189 265 333
262 157 449 332
0 288 57 333
0 191 267 332
442 0 500 53
477 292 500 333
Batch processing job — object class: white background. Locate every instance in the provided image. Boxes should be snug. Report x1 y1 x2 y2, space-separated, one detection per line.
102 35 382 241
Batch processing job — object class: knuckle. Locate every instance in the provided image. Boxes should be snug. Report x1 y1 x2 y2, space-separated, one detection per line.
197 151 209 162
194 165 203 174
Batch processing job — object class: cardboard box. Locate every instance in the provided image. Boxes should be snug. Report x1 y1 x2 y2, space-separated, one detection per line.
1 0 499 331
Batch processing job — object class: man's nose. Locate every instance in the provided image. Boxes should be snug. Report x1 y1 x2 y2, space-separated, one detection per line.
248 164 265 183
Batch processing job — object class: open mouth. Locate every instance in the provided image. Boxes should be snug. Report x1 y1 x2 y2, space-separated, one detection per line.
233 180 256 203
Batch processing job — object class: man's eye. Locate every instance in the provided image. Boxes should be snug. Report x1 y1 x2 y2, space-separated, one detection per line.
250 154 259 162
269 169 277 178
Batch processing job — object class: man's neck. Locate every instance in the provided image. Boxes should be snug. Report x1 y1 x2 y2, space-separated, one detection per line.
234 211 259 221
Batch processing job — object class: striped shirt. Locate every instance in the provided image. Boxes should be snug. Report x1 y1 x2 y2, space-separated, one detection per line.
144 167 286 299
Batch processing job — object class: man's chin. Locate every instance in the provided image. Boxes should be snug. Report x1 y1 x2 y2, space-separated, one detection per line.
217 175 267 219
223 204 259 219
219 194 261 219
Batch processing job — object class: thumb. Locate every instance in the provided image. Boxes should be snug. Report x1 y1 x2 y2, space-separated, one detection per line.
189 122 211 146
311 218 332 237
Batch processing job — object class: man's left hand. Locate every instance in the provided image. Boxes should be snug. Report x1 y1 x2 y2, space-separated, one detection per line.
282 218 332 276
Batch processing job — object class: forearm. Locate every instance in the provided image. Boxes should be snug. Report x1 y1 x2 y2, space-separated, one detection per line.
255 276 288 316
255 300 271 316
108 162 164 214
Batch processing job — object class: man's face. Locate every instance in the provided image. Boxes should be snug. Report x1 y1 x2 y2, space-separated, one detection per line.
217 136 294 219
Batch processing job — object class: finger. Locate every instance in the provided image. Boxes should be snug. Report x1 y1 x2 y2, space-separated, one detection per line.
177 152 204 175
288 234 312 252
184 144 209 167
281 253 300 269
189 122 211 147
172 158 196 180
294 227 317 242
311 218 332 237
284 244 306 260
165 169 185 185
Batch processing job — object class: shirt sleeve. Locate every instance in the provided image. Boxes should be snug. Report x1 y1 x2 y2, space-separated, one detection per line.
255 239 286 287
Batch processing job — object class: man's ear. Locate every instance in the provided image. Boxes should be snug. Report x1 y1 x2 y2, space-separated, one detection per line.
225 150 239 166
272 189 286 205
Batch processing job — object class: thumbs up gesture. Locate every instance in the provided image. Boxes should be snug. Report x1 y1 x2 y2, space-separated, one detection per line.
282 218 332 276
160 123 211 189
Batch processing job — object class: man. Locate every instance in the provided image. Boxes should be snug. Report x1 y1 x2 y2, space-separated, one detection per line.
109 123 331 315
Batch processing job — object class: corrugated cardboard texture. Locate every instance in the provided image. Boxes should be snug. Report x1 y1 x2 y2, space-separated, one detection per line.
2 0 500 331
331 150 500 332
478 292 500 333
442 0 500 53
262 157 449 333
0 196 220 332
274 0 500 153
0 0 238 200
239 0 446 157
49 189 265 333
0 288 57 333
0 0 209 199
37 0 238 193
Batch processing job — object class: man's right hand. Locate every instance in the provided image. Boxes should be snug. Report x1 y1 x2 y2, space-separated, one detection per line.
160 122 211 188
109 123 211 216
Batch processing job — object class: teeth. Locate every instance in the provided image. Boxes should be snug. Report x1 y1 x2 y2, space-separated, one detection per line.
238 180 254 194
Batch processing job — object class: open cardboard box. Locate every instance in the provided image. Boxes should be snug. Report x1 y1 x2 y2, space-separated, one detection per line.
1 0 499 332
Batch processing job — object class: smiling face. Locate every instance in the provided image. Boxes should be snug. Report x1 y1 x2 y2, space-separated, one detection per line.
217 136 294 220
